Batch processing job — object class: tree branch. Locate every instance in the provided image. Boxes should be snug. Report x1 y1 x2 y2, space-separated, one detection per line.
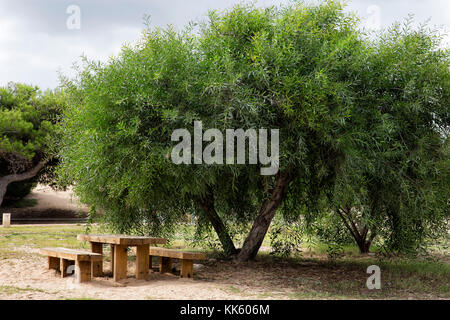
337 207 359 241
344 207 362 239
1 160 47 184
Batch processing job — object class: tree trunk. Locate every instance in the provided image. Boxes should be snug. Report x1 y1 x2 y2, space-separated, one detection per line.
196 189 238 257
336 207 375 254
236 170 292 262
0 183 7 209
0 161 46 207
356 239 371 254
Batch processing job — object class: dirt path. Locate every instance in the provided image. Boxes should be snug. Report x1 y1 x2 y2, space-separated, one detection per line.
25 184 88 212
1 184 88 221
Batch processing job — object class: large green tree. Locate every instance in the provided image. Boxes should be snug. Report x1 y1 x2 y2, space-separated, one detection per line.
59 1 359 259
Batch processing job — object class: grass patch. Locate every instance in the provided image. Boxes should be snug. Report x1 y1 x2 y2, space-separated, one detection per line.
227 285 242 294
288 290 352 300
245 251 449 299
0 225 100 250
0 285 46 295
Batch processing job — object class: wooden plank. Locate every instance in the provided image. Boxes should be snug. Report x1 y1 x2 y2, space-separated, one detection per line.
160 257 172 274
135 244 149 280
149 247 206 260
77 234 120 244
40 248 102 262
113 244 128 281
75 260 91 283
77 234 166 246
90 242 103 277
180 259 194 279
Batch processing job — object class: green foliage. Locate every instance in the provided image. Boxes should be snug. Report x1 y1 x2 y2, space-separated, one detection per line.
326 19 450 254
269 216 303 258
181 223 224 253
60 1 359 235
58 1 449 255
277 8 450 256
311 211 355 246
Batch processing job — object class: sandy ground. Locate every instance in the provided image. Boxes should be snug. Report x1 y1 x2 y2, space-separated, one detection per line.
0 186 238 300
0 187 236 299
0 248 241 300
2 244 449 300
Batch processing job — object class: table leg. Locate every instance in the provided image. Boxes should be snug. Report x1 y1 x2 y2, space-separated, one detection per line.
180 259 194 279
48 256 60 271
136 244 149 280
75 260 91 283
160 257 172 274
113 244 128 281
90 242 103 277
110 244 115 274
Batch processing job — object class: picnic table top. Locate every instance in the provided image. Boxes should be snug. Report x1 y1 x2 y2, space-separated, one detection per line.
77 234 166 246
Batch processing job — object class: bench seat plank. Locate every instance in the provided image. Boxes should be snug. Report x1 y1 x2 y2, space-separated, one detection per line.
149 247 205 260
40 247 103 262
149 247 205 279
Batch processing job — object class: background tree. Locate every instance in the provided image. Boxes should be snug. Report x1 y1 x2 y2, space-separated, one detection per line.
278 18 450 255
0 83 64 207
337 20 450 254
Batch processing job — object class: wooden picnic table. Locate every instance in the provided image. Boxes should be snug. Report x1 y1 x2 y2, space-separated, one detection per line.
77 234 166 281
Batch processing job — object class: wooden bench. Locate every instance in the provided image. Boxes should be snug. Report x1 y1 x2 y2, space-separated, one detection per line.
149 247 205 279
40 247 103 283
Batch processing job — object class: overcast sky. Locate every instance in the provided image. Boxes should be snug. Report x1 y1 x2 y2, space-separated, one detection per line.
0 0 449 90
